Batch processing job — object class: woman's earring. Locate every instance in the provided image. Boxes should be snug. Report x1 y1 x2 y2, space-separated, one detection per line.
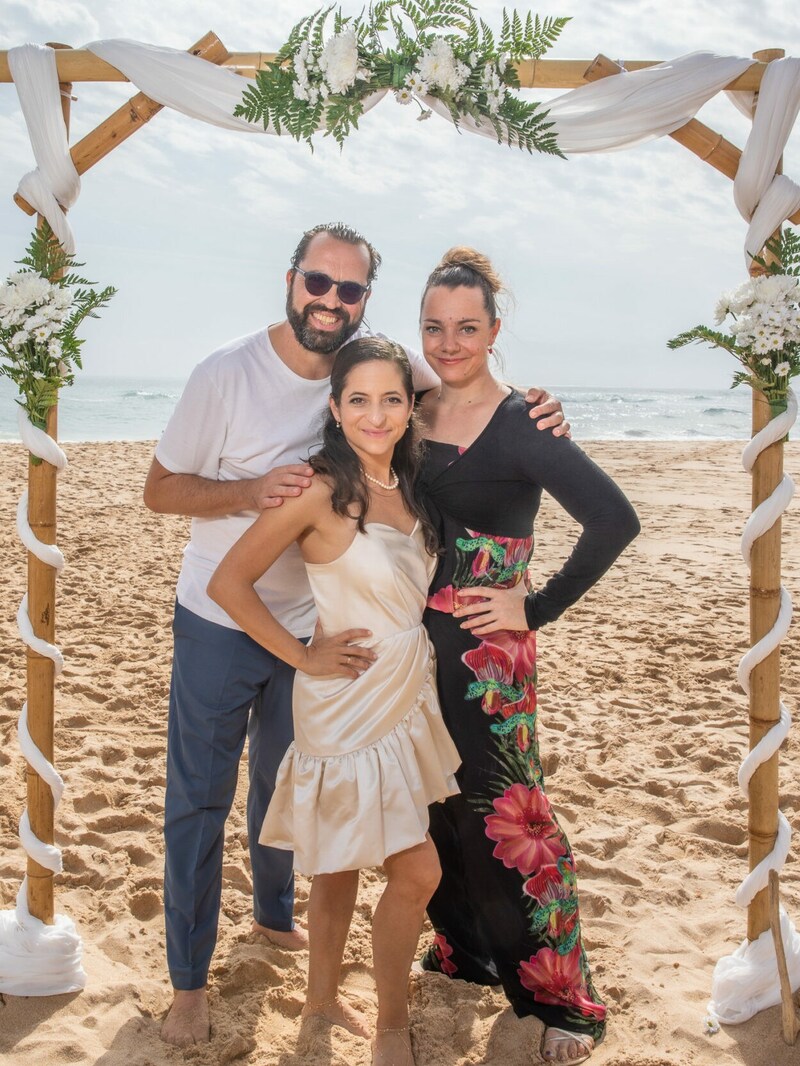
488 346 493 355
336 420 341 428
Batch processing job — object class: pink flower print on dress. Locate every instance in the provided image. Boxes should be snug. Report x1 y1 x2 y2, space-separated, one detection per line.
462 642 514 715
501 682 538 749
523 859 578 938
518 944 606 1021
471 542 495 579
432 932 457 975
484 783 565 874
485 628 537 685
427 584 456 613
523 857 576 904
463 529 533 585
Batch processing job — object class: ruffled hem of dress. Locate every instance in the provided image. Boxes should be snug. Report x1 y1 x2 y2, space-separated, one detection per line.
260 676 461 875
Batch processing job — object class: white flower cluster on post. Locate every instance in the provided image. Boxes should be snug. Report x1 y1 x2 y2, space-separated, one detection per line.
0 224 115 437
669 230 800 411
1 272 71 365
715 275 800 367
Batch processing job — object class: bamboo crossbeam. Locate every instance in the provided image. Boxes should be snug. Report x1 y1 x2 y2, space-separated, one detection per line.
583 55 800 227
0 49 775 91
13 32 230 218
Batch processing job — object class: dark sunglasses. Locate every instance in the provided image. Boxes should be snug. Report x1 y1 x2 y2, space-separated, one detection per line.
294 267 370 305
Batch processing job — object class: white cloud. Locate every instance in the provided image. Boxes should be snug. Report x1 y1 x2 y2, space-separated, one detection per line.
0 0 100 48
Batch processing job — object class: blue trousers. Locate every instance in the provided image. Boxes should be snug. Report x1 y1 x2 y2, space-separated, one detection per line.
164 601 298 990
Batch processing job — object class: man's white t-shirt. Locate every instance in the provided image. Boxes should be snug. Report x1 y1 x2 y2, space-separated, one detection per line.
156 327 438 638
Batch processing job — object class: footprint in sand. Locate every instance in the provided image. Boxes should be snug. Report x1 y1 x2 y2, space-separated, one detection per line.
683 817 745 846
73 788 112 814
217 955 282 997
266 989 306 1018
129 889 162 921
125 844 157 868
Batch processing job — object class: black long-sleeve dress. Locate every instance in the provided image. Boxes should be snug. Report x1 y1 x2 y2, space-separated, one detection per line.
417 391 640 1040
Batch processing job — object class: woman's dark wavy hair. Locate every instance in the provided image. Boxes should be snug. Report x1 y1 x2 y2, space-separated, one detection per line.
309 337 438 555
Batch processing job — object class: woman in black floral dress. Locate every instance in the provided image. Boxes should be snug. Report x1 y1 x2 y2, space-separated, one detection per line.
415 248 639 1065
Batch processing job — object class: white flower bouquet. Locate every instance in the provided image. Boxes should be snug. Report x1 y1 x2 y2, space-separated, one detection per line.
669 228 800 412
234 1 568 154
0 223 116 439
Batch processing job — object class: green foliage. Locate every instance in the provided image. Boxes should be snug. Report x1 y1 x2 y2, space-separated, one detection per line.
751 227 800 277
494 93 559 154
0 222 116 435
667 324 738 356
234 1 567 155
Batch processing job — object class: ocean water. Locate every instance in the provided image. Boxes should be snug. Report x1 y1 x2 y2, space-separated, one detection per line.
0 376 185 444
0 375 753 443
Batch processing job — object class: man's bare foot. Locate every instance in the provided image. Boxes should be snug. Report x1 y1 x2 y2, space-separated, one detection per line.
541 1026 595 1065
161 988 210 1046
301 996 371 1039
251 920 309 950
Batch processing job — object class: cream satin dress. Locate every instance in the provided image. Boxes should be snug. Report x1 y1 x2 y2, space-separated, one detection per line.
259 521 461 875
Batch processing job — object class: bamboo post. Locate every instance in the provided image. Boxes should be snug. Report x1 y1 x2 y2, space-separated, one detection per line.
746 47 786 944
14 32 230 217
582 55 800 225
768 871 800 1044
24 43 72 926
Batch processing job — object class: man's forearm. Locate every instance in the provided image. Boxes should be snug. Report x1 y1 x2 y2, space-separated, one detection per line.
144 470 254 518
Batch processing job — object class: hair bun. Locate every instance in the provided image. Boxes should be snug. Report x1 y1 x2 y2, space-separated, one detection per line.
437 246 502 295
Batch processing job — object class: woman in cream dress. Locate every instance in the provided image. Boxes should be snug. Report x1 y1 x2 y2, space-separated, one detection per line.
208 337 459 1066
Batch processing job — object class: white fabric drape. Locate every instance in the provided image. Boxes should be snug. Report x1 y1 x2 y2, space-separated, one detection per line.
8 44 80 253
710 907 800 1025
86 38 390 134
733 57 800 264
86 39 272 133
443 51 755 153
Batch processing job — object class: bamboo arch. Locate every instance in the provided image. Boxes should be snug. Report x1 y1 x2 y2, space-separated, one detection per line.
0 31 798 1039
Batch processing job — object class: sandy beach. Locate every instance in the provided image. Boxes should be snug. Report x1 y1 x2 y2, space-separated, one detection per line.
1 438 799 1066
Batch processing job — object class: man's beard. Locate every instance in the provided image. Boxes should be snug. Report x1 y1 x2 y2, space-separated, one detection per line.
286 295 363 354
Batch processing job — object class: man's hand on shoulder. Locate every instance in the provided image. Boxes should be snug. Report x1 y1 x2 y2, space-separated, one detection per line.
523 387 571 438
144 457 317 518
250 463 315 511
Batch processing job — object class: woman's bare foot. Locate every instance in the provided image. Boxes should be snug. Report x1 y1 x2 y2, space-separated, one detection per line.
372 1026 414 1065
541 1026 595 1065
301 996 371 1039
161 988 210 1046
251 920 309 950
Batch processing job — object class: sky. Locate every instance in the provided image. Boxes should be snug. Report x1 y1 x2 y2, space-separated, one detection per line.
0 0 798 390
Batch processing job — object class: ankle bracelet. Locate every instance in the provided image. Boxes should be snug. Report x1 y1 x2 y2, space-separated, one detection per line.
303 995 342 1010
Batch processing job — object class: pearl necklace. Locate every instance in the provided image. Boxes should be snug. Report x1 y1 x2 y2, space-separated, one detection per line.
364 466 399 491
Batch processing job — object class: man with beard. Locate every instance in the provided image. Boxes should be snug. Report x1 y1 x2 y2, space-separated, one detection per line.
144 223 565 1046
